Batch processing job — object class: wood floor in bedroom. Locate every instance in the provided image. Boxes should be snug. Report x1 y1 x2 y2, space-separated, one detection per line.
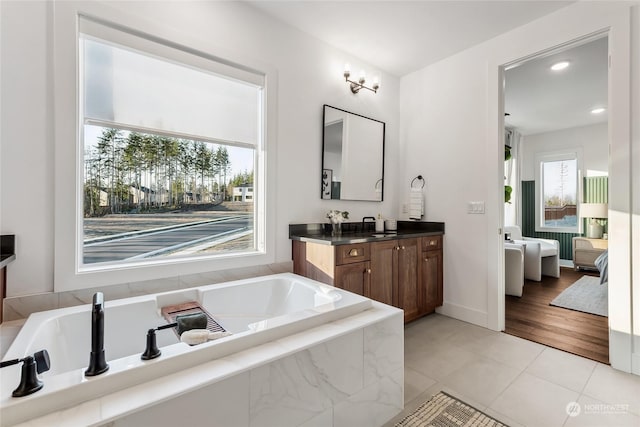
505 267 609 364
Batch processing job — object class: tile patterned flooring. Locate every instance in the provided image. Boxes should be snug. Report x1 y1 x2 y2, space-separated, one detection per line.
384 314 640 427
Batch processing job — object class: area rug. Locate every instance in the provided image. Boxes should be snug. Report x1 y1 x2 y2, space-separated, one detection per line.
550 275 608 317
395 391 508 427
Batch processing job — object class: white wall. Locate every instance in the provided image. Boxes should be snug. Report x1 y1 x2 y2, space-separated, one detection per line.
0 1 400 296
400 1 636 372
631 4 640 376
521 123 608 181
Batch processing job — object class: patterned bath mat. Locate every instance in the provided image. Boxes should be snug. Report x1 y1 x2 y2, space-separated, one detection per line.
395 391 508 427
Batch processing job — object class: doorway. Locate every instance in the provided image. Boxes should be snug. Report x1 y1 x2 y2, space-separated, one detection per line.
501 36 610 363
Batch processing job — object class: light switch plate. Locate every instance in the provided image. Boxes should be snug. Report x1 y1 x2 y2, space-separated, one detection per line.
467 201 485 214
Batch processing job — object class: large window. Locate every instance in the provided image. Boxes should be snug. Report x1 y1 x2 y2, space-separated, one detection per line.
535 151 581 232
79 18 264 270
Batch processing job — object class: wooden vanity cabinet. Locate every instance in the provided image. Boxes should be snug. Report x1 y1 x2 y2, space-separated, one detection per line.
421 235 443 314
335 262 370 295
292 234 443 323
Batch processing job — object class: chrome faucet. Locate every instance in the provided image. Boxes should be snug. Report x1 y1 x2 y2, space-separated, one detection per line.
85 292 109 376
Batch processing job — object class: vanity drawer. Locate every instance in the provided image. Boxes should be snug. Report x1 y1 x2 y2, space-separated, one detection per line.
422 235 442 251
336 243 371 265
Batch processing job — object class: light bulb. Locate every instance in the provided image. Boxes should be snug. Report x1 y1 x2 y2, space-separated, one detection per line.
372 76 380 90
358 70 366 84
343 63 351 79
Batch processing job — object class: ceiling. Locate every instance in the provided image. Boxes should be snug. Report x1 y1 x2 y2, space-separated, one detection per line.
247 0 573 77
505 36 608 135
246 0 602 135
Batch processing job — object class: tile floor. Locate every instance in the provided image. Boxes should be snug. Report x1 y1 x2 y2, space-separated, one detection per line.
384 314 640 427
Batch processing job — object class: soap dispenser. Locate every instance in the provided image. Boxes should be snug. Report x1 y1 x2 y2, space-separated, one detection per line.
375 214 385 233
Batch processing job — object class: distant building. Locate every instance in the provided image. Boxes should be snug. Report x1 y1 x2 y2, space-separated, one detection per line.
232 184 253 202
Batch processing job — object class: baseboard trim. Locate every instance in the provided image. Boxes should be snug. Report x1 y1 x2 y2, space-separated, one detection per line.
437 302 488 329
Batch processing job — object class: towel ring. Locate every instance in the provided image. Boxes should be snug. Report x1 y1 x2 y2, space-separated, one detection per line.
411 175 425 189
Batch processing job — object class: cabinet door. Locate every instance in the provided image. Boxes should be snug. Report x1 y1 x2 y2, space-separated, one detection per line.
370 240 397 306
335 262 370 296
422 249 443 314
397 238 421 322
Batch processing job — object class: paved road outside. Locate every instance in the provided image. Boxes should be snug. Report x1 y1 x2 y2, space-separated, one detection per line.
83 215 252 264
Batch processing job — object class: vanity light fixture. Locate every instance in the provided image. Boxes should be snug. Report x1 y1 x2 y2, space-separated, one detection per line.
343 64 379 94
550 61 570 71
591 107 606 114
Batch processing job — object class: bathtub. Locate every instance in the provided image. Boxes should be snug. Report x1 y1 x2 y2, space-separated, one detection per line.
0 273 375 426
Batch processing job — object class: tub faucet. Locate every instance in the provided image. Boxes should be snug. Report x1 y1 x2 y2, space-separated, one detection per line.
85 292 109 376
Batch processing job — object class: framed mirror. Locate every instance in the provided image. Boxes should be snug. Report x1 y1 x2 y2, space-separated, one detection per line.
321 105 385 201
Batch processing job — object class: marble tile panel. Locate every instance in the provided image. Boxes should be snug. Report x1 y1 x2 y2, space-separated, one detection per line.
489 372 579 427
221 265 274 282
364 313 404 386
582 362 640 416
440 357 521 408
3 293 60 321
179 269 228 287
249 331 364 427
12 399 101 427
564 394 640 427
110 372 250 427
333 368 403 427
267 261 294 274
299 408 333 427
0 319 25 358
128 276 181 296
525 347 597 392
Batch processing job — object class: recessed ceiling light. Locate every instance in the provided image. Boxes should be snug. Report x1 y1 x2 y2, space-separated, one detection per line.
550 61 570 71
591 107 606 114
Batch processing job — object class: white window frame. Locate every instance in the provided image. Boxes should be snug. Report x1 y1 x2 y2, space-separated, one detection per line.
53 2 277 292
534 148 583 233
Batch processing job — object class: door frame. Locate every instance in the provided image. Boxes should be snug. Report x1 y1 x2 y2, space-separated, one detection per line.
488 7 633 372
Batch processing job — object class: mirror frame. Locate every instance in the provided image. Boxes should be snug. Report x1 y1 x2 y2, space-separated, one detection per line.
321 104 385 202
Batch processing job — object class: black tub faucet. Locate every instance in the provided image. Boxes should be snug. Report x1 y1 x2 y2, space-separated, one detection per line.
85 292 109 376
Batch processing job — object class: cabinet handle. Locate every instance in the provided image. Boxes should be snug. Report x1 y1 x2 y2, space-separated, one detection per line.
348 248 359 257
366 268 371 274
429 240 437 246
395 246 400 251
401 246 405 250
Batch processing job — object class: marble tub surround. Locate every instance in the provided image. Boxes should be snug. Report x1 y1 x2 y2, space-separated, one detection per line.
289 221 445 245
6 302 403 427
2 260 293 321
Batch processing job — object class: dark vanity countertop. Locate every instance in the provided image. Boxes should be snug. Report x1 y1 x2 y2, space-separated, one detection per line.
0 235 16 268
0 254 16 269
289 221 444 246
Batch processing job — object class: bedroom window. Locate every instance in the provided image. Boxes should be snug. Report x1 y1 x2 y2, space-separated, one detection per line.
535 150 581 233
79 17 264 270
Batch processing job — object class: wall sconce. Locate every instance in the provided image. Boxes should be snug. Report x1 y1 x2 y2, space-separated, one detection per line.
343 64 379 94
